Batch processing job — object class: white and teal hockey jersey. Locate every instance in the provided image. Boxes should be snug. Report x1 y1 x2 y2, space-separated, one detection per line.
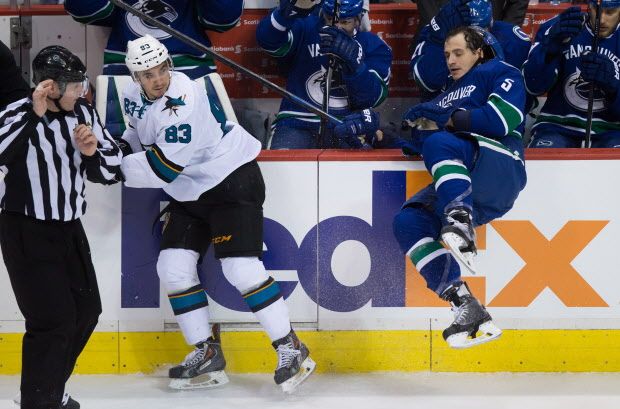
120 71 261 201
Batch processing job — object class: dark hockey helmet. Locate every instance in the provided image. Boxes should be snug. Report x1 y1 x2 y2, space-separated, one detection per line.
589 0 620 9
32 45 87 86
468 0 493 29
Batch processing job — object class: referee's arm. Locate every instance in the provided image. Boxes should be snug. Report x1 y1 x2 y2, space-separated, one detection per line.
0 99 39 165
78 103 124 184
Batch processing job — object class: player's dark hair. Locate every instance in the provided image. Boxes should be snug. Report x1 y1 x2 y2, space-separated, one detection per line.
445 26 495 64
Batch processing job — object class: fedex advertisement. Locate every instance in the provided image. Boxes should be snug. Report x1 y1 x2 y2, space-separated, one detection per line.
1 152 620 332
112 153 620 331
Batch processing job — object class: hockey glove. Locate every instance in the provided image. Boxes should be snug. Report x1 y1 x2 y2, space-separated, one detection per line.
278 0 322 19
578 51 620 98
541 6 585 56
428 0 471 45
319 26 364 74
403 102 456 129
333 109 380 148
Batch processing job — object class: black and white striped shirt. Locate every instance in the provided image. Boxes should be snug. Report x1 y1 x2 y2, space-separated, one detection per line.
0 96 122 221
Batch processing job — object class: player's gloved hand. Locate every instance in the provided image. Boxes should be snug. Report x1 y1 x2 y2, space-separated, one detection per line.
578 51 620 98
541 6 585 55
333 109 380 148
278 0 322 19
115 137 134 157
428 0 471 45
403 102 456 129
319 26 364 74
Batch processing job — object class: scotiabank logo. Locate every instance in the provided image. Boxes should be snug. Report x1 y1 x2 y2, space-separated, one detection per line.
120 171 608 312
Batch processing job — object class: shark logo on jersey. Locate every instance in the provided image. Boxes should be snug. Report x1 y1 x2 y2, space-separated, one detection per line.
306 68 349 110
564 69 606 112
126 0 179 40
162 95 186 116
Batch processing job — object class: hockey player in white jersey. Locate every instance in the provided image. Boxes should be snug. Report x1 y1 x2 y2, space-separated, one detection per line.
118 35 315 393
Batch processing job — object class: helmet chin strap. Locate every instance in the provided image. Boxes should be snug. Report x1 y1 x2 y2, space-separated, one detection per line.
46 83 73 114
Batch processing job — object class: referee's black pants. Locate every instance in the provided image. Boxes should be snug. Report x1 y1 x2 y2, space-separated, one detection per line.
0 211 102 409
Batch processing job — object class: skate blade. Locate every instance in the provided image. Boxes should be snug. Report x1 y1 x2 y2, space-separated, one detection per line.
446 321 502 349
169 370 229 390
441 232 478 275
280 357 316 394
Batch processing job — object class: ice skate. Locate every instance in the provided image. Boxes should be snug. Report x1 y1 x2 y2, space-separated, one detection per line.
441 207 478 275
272 330 315 393
168 324 229 390
441 281 502 349
13 392 79 408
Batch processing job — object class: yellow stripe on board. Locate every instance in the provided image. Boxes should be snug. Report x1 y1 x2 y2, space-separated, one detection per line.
3 330 620 375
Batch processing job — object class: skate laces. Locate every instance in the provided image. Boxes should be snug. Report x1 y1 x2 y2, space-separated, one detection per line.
182 343 211 367
447 210 474 241
452 302 470 325
275 341 301 370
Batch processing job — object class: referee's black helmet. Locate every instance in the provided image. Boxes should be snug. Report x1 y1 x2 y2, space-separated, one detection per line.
32 45 87 85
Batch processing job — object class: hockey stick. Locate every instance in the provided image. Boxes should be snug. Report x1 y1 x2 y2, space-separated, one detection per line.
109 0 342 124
584 0 603 148
318 0 340 148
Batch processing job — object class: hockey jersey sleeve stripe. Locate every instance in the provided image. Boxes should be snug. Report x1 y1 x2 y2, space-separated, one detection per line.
264 31 294 57
369 70 389 107
487 93 524 136
271 12 289 32
199 16 241 33
67 2 114 24
145 145 184 183
535 113 620 134
413 61 438 93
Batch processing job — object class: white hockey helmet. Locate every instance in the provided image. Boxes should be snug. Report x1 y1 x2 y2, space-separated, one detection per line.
125 34 172 74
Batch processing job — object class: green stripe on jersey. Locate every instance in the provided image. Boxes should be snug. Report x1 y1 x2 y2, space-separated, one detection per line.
488 93 523 134
370 70 389 107
267 32 294 58
199 17 240 32
535 113 620 134
71 2 114 24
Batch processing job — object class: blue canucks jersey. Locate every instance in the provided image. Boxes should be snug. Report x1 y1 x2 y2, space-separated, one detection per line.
426 58 526 155
256 9 392 128
523 19 620 139
411 21 531 98
64 0 243 79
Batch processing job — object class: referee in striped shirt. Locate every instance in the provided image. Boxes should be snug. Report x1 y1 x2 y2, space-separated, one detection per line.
0 46 122 409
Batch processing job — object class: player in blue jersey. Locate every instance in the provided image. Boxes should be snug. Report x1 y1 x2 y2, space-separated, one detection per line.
256 0 392 149
523 1 620 148
339 27 526 348
64 0 243 79
411 0 531 100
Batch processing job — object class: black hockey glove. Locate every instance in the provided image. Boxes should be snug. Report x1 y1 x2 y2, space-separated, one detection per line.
333 109 380 149
541 7 585 56
428 0 471 45
279 0 322 19
319 26 364 74
578 51 620 99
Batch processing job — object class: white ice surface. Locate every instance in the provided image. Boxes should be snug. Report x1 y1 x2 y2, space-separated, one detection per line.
2 372 620 409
